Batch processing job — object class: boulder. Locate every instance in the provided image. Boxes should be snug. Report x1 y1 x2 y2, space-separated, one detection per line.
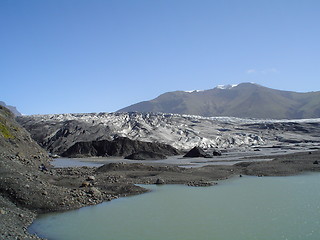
87 176 96 181
81 181 91 187
125 151 167 160
155 178 165 184
187 181 215 187
88 187 101 197
183 146 212 158
212 150 222 156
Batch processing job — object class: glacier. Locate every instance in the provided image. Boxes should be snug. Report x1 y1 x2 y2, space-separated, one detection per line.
17 112 320 155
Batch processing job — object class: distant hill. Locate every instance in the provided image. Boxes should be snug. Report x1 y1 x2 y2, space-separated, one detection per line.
117 83 320 119
0 101 22 116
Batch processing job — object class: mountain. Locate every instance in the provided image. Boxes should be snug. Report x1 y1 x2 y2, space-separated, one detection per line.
0 101 22 116
117 83 320 119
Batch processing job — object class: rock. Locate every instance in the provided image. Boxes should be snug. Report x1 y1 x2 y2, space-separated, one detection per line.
212 150 222 156
125 151 167 160
155 178 165 184
81 181 91 187
183 146 212 158
49 153 60 158
87 176 96 181
88 187 101 197
187 181 215 187
0 209 6 215
313 160 319 164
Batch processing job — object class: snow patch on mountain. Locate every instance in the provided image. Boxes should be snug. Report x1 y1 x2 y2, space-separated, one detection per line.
184 84 240 92
216 84 239 90
184 90 204 93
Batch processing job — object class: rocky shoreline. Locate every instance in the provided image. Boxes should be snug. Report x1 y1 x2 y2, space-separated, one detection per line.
1 150 320 240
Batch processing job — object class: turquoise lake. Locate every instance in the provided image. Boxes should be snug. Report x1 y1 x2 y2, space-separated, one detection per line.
29 173 320 240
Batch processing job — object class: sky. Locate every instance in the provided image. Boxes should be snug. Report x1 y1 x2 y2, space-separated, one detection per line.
1 0 320 115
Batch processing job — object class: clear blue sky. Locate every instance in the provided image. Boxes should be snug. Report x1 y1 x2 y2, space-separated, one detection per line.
1 0 320 115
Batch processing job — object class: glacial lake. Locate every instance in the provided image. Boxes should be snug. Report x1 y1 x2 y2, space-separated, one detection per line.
29 173 320 240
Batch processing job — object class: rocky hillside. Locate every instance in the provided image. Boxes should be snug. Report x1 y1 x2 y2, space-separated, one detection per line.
17 112 320 156
0 105 53 239
0 105 49 167
117 83 320 119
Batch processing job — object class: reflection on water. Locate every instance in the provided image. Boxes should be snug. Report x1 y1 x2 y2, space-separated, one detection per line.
29 173 320 240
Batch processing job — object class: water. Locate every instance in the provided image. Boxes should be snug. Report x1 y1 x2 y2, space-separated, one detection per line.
29 173 320 240
51 157 104 168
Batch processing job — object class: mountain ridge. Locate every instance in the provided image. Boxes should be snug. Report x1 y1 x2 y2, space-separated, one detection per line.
0 101 22 116
117 83 320 119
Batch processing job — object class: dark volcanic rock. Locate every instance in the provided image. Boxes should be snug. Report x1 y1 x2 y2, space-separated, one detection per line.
62 140 109 157
61 137 180 158
187 181 215 187
212 150 222 156
183 146 212 158
155 178 165 184
125 151 167 160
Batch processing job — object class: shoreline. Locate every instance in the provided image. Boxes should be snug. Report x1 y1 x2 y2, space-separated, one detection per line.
1 150 320 240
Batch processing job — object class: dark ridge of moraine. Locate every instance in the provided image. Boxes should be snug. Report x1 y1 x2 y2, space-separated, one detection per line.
125 151 167 160
61 137 181 158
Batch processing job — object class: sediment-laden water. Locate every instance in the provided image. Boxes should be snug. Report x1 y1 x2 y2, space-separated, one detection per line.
29 173 320 240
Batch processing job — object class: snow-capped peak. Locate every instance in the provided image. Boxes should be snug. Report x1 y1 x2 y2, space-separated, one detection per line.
216 84 238 90
184 90 204 93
